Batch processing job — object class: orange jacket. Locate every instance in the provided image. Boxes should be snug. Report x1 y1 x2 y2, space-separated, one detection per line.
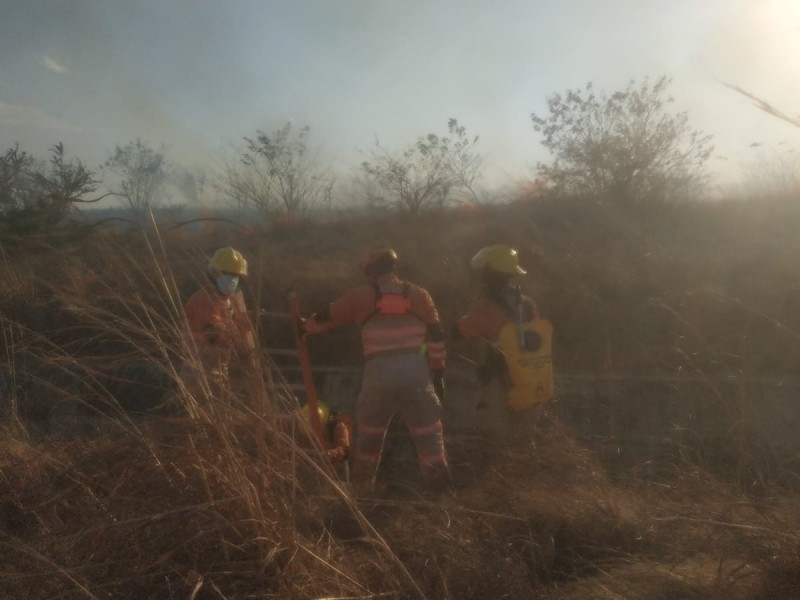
306 273 446 370
455 289 539 343
184 285 255 358
326 416 351 465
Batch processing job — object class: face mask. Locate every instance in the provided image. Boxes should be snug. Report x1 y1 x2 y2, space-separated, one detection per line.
215 274 239 296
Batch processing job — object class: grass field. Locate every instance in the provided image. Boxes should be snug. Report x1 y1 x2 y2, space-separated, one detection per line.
3 196 800 599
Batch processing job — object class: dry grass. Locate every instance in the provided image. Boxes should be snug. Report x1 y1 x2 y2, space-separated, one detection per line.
2 199 800 598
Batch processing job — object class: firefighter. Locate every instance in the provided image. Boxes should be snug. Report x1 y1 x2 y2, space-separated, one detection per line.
303 247 449 493
452 244 553 444
181 247 257 395
299 402 352 469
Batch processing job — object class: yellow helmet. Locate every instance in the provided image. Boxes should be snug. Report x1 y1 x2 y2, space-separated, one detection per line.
299 402 330 427
209 247 248 276
471 244 526 275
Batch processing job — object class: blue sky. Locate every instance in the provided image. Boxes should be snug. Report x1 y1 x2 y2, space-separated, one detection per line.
2 0 800 198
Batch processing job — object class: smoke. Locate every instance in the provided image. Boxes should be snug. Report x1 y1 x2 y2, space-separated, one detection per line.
0 103 80 131
703 0 800 103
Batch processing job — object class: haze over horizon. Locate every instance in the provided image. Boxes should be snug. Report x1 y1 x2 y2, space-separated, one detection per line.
2 0 800 203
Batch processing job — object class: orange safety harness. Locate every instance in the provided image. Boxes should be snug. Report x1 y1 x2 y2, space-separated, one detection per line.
364 282 413 320
361 282 427 360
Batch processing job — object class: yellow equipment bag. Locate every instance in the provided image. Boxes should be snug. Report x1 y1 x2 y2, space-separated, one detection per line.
497 318 554 412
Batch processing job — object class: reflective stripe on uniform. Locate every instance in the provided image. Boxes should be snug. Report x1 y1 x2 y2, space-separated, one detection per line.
356 420 389 465
408 418 447 468
362 316 427 357
426 340 446 370
358 423 389 435
426 341 446 356
409 420 442 437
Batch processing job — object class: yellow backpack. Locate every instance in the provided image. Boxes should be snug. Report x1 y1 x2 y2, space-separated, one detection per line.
497 317 554 412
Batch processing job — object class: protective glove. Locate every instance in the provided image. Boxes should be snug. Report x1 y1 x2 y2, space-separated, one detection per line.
298 316 324 336
431 369 445 404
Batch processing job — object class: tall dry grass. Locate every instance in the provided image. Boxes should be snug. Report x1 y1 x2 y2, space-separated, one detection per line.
2 199 800 598
0 227 425 599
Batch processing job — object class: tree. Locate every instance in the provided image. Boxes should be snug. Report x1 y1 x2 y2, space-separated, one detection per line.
218 123 334 216
104 138 169 215
361 118 483 213
0 143 105 235
531 76 714 206
739 146 800 199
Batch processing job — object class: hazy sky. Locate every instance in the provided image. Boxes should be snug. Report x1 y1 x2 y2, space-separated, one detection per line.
2 0 800 197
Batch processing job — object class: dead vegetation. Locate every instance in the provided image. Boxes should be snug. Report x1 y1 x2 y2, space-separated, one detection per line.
2 197 800 598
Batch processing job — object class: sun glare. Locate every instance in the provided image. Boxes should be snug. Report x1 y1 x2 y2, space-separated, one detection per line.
751 1 800 76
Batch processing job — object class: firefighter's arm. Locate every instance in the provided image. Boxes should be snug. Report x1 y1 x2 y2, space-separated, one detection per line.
411 286 447 401
426 322 446 370
325 420 351 465
452 301 489 342
426 320 446 403
238 315 258 367
304 290 358 334
185 293 222 348
410 287 447 369
233 294 257 352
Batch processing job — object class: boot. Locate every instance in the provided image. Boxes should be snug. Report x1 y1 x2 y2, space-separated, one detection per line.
419 464 454 497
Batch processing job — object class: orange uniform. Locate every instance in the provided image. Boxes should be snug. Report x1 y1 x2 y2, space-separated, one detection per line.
326 413 352 465
454 287 539 441
305 273 445 369
455 290 538 344
182 284 255 387
306 273 448 483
